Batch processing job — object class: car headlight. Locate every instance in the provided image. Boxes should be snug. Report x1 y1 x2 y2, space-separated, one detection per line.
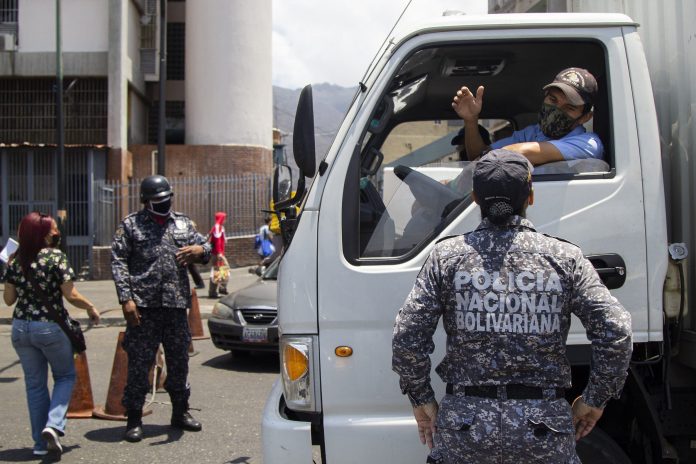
211 301 236 320
281 335 320 412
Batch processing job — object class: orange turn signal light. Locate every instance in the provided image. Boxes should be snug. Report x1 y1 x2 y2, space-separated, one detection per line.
284 344 308 381
335 346 353 357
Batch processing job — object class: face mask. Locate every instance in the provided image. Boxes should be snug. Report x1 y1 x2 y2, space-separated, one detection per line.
148 196 172 216
49 234 61 248
538 103 581 139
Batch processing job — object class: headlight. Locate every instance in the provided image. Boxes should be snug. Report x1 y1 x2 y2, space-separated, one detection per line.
281 335 320 412
211 301 235 320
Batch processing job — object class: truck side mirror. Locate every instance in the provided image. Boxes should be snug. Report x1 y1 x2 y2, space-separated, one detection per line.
273 164 293 204
294 85 317 179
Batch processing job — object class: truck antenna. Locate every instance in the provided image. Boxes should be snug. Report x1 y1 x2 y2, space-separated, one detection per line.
359 0 414 90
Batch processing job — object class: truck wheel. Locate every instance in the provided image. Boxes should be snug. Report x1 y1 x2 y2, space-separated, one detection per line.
576 428 631 464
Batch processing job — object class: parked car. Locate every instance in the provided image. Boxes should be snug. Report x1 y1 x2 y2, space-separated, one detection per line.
208 258 278 354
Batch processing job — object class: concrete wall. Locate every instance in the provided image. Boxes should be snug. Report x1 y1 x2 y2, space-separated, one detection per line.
18 0 109 52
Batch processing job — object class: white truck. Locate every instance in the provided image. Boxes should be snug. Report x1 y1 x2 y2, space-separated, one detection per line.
262 11 696 464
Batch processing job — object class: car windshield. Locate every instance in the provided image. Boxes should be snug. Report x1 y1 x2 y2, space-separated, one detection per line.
262 258 279 280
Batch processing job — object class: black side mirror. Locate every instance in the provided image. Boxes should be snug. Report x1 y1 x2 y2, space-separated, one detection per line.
294 85 317 179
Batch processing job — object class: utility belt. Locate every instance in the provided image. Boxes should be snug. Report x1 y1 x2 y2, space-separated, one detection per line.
446 383 565 400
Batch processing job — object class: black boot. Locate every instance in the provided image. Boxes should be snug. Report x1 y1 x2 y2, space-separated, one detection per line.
124 409 143 442
171 402 202 432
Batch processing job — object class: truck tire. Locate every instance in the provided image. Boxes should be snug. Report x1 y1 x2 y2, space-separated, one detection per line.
576 428 632 464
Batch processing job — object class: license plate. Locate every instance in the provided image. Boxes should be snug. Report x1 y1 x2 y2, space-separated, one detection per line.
242 327 268 343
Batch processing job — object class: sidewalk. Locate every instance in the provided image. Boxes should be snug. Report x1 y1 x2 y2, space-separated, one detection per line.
0 266 261 325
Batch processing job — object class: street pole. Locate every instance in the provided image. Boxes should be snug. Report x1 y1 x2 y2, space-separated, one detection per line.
157 0 167 176
55 0 67 250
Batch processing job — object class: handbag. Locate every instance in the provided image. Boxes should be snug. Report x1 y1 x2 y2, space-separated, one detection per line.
28 272 86 353
254 234 263 253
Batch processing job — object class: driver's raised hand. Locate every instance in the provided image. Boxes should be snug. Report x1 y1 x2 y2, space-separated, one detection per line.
452 86 484 123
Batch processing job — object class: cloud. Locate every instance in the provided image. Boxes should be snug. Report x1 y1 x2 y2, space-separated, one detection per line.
272 0 487 88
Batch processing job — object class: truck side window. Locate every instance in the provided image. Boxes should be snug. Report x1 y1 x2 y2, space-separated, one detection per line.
359 120 477 258
347 40 611 262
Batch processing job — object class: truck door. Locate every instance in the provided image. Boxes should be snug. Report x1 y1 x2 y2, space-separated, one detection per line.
315 27 647 463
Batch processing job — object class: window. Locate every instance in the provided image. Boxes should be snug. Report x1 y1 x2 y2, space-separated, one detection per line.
345 39 611 262
0 0 18 24
358 120 478 259
167 22 185 80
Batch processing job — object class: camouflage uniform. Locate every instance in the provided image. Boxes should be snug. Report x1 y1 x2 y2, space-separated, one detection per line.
111 209 211 410
392 216 633 464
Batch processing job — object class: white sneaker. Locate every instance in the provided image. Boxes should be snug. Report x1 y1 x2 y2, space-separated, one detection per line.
41 427 62 454
33 449 48 456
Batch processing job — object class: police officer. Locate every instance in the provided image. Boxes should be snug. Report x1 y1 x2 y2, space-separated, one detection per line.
111 175 211 442
392 150 632 463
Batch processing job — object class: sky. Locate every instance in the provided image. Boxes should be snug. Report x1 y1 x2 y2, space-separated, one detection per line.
272 0 488 89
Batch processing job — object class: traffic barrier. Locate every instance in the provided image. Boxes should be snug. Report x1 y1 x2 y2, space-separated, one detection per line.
67 351 95 418
93 331 152 421
188 288 208 340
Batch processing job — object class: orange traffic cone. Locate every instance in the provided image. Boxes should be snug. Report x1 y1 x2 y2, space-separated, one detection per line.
188 288 209 340
67 351 95 418
93 331 152 421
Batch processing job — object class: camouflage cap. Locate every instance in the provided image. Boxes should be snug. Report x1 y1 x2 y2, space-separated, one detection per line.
473 149 532 215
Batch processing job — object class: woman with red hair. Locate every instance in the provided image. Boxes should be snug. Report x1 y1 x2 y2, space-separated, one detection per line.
4 212 100 456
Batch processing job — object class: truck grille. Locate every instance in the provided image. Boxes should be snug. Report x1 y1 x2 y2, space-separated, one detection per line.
239 308 277 325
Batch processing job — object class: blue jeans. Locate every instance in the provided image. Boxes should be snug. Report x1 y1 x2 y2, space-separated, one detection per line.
11 319 76 452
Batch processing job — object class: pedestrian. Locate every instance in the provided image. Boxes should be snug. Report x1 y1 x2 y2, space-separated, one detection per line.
188 264 205 290
111 175 211 442
4 212 100 456
392 150 633 463
452 67 603 165
208 211 229 298
256 215 275 269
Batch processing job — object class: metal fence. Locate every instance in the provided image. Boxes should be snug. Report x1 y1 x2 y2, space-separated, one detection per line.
93 174 272 246
0 147 107 279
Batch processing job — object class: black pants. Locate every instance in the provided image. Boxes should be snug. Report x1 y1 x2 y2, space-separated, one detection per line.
122 307 191 410
188 264 204 287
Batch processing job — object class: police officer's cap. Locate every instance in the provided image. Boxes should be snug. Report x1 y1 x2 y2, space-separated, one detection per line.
473 149 532 213
140 175 173 203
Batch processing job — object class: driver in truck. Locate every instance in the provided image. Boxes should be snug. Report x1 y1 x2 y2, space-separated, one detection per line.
392 150 632 463
452 67 603 166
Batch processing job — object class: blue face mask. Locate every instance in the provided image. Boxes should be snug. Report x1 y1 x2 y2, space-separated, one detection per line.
148 196 172 216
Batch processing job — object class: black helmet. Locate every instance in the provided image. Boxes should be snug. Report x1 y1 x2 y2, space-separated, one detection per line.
140 175 173 203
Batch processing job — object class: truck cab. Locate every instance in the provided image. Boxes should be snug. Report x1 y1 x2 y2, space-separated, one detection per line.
263 13 690 463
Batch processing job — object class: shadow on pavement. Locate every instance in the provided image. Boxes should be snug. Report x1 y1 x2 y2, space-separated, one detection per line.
83 425 126 443
84 424 184 445
146 425 184 446
0 444 79 462
202 352 279 374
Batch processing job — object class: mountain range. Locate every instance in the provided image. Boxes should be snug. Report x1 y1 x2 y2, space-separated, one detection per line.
273 83 357 167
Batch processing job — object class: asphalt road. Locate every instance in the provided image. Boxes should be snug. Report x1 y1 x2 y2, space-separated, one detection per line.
0 324 279 463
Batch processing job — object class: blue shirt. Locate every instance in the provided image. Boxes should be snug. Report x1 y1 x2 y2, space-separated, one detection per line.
491 124 604 160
